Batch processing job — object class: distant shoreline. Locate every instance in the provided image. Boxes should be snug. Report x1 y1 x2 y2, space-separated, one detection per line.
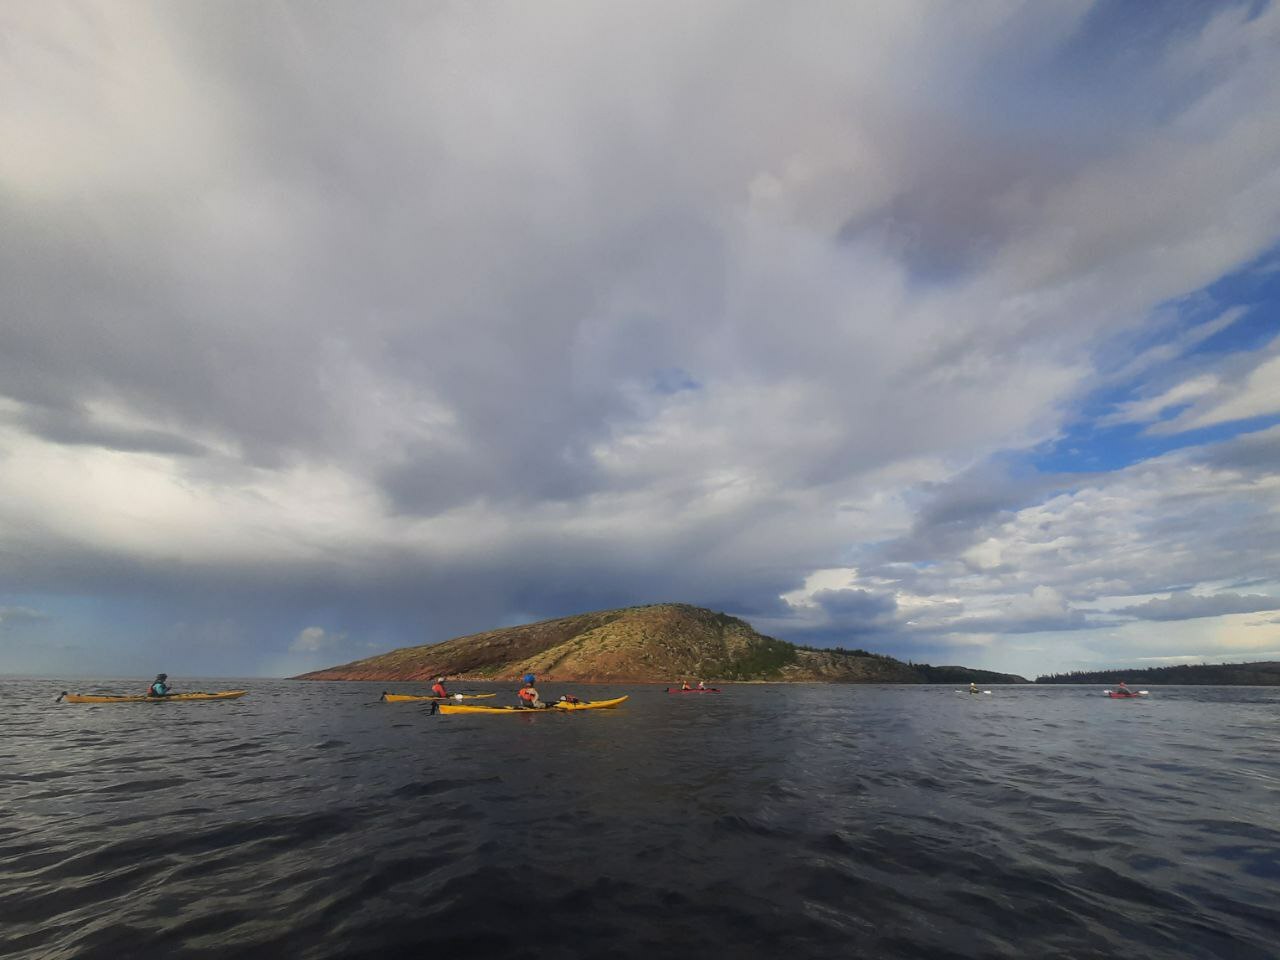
295 676 1031 685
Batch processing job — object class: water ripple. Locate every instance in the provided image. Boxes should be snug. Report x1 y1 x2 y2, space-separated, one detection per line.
2 679 1278 958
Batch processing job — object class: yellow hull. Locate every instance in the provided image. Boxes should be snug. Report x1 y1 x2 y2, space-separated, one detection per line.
60 690 248 704
381 693 497 703
438 695 628 715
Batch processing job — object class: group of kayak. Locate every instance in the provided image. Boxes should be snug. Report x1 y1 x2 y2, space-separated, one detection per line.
57 672 627 714
414 674 627 714
665 680 719 693
57 673 1150 707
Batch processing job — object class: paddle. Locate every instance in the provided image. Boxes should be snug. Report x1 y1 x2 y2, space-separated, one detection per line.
55 691 67 703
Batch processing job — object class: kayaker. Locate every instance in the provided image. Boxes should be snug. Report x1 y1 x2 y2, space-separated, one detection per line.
147 674 173 697
697 680 706 690
1116 681 1132 697
558 694 581 704
680 680 691 690
431 677 449 698
517 680 544 709
969 682 979 695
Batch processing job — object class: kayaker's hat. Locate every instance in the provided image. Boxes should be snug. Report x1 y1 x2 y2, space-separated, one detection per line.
523 673 535 684
437 677 445 682
156 673 167 680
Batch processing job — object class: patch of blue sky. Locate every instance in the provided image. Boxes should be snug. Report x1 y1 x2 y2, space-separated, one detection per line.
979 0 1266 145
1187 251 1280 356
1100 245 1280 371
649 367 701 395
1031 243 1280 474
1032 413 1280 474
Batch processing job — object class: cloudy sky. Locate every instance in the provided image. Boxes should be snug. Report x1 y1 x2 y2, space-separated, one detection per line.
2 1 1279 679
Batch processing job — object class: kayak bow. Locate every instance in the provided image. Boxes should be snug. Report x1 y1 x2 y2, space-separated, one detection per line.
58 690 247 704
437 696 629 715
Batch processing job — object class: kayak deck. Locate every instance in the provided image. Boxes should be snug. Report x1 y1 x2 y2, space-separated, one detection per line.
438 695 629 715
59 690 248 704
381 693 497 703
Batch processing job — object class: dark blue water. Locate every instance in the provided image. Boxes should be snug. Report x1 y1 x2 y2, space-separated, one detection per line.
2 680 1278 959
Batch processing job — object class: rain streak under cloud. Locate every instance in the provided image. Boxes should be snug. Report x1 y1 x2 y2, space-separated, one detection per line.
2 0 1280 678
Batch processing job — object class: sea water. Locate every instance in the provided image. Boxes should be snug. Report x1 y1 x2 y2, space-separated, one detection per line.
2 679 1277 959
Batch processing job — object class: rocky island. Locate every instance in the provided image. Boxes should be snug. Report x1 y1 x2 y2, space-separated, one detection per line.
295 603 1028 684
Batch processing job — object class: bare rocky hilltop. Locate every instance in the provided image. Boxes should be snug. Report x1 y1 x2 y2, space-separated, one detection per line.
295 603 1027 684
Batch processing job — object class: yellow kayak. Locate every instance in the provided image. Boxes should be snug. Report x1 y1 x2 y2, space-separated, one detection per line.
57 690 248 704
438 695 628 715
381 693 497 703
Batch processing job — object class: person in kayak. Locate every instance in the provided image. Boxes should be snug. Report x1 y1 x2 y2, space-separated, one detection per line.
1115 681 1133 696
431 677 449 698
147 674 173 697
969 682 979 695
517 679 544 709
558 694 581 704
680 680 691 690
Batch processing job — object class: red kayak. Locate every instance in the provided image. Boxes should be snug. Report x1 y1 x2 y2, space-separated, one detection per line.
1107 691 1148 699
665 687 720 693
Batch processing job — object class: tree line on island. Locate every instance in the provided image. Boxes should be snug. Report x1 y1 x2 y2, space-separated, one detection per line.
1035 661 1280 686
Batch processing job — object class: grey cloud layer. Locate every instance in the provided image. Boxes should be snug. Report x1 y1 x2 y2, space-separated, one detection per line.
1118 593 1280 621
2 2 1279 671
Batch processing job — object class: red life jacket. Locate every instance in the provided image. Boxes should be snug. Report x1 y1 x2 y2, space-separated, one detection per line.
518 687 537 703
431 683 447 697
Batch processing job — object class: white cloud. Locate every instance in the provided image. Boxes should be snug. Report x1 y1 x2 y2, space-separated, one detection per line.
1099 374 1220 427
1159 348 1280 433
0 606 48 630
289 627 347 655
792 423 1280 671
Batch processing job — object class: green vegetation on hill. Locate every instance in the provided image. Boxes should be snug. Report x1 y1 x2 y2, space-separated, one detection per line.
912 664 1032 684
295 603 1028 684
1036 661 1280 685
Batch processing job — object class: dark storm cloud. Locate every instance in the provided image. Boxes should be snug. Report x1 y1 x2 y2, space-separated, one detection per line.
1118 592 1280 621
11 402 207 457
811 588 898 620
